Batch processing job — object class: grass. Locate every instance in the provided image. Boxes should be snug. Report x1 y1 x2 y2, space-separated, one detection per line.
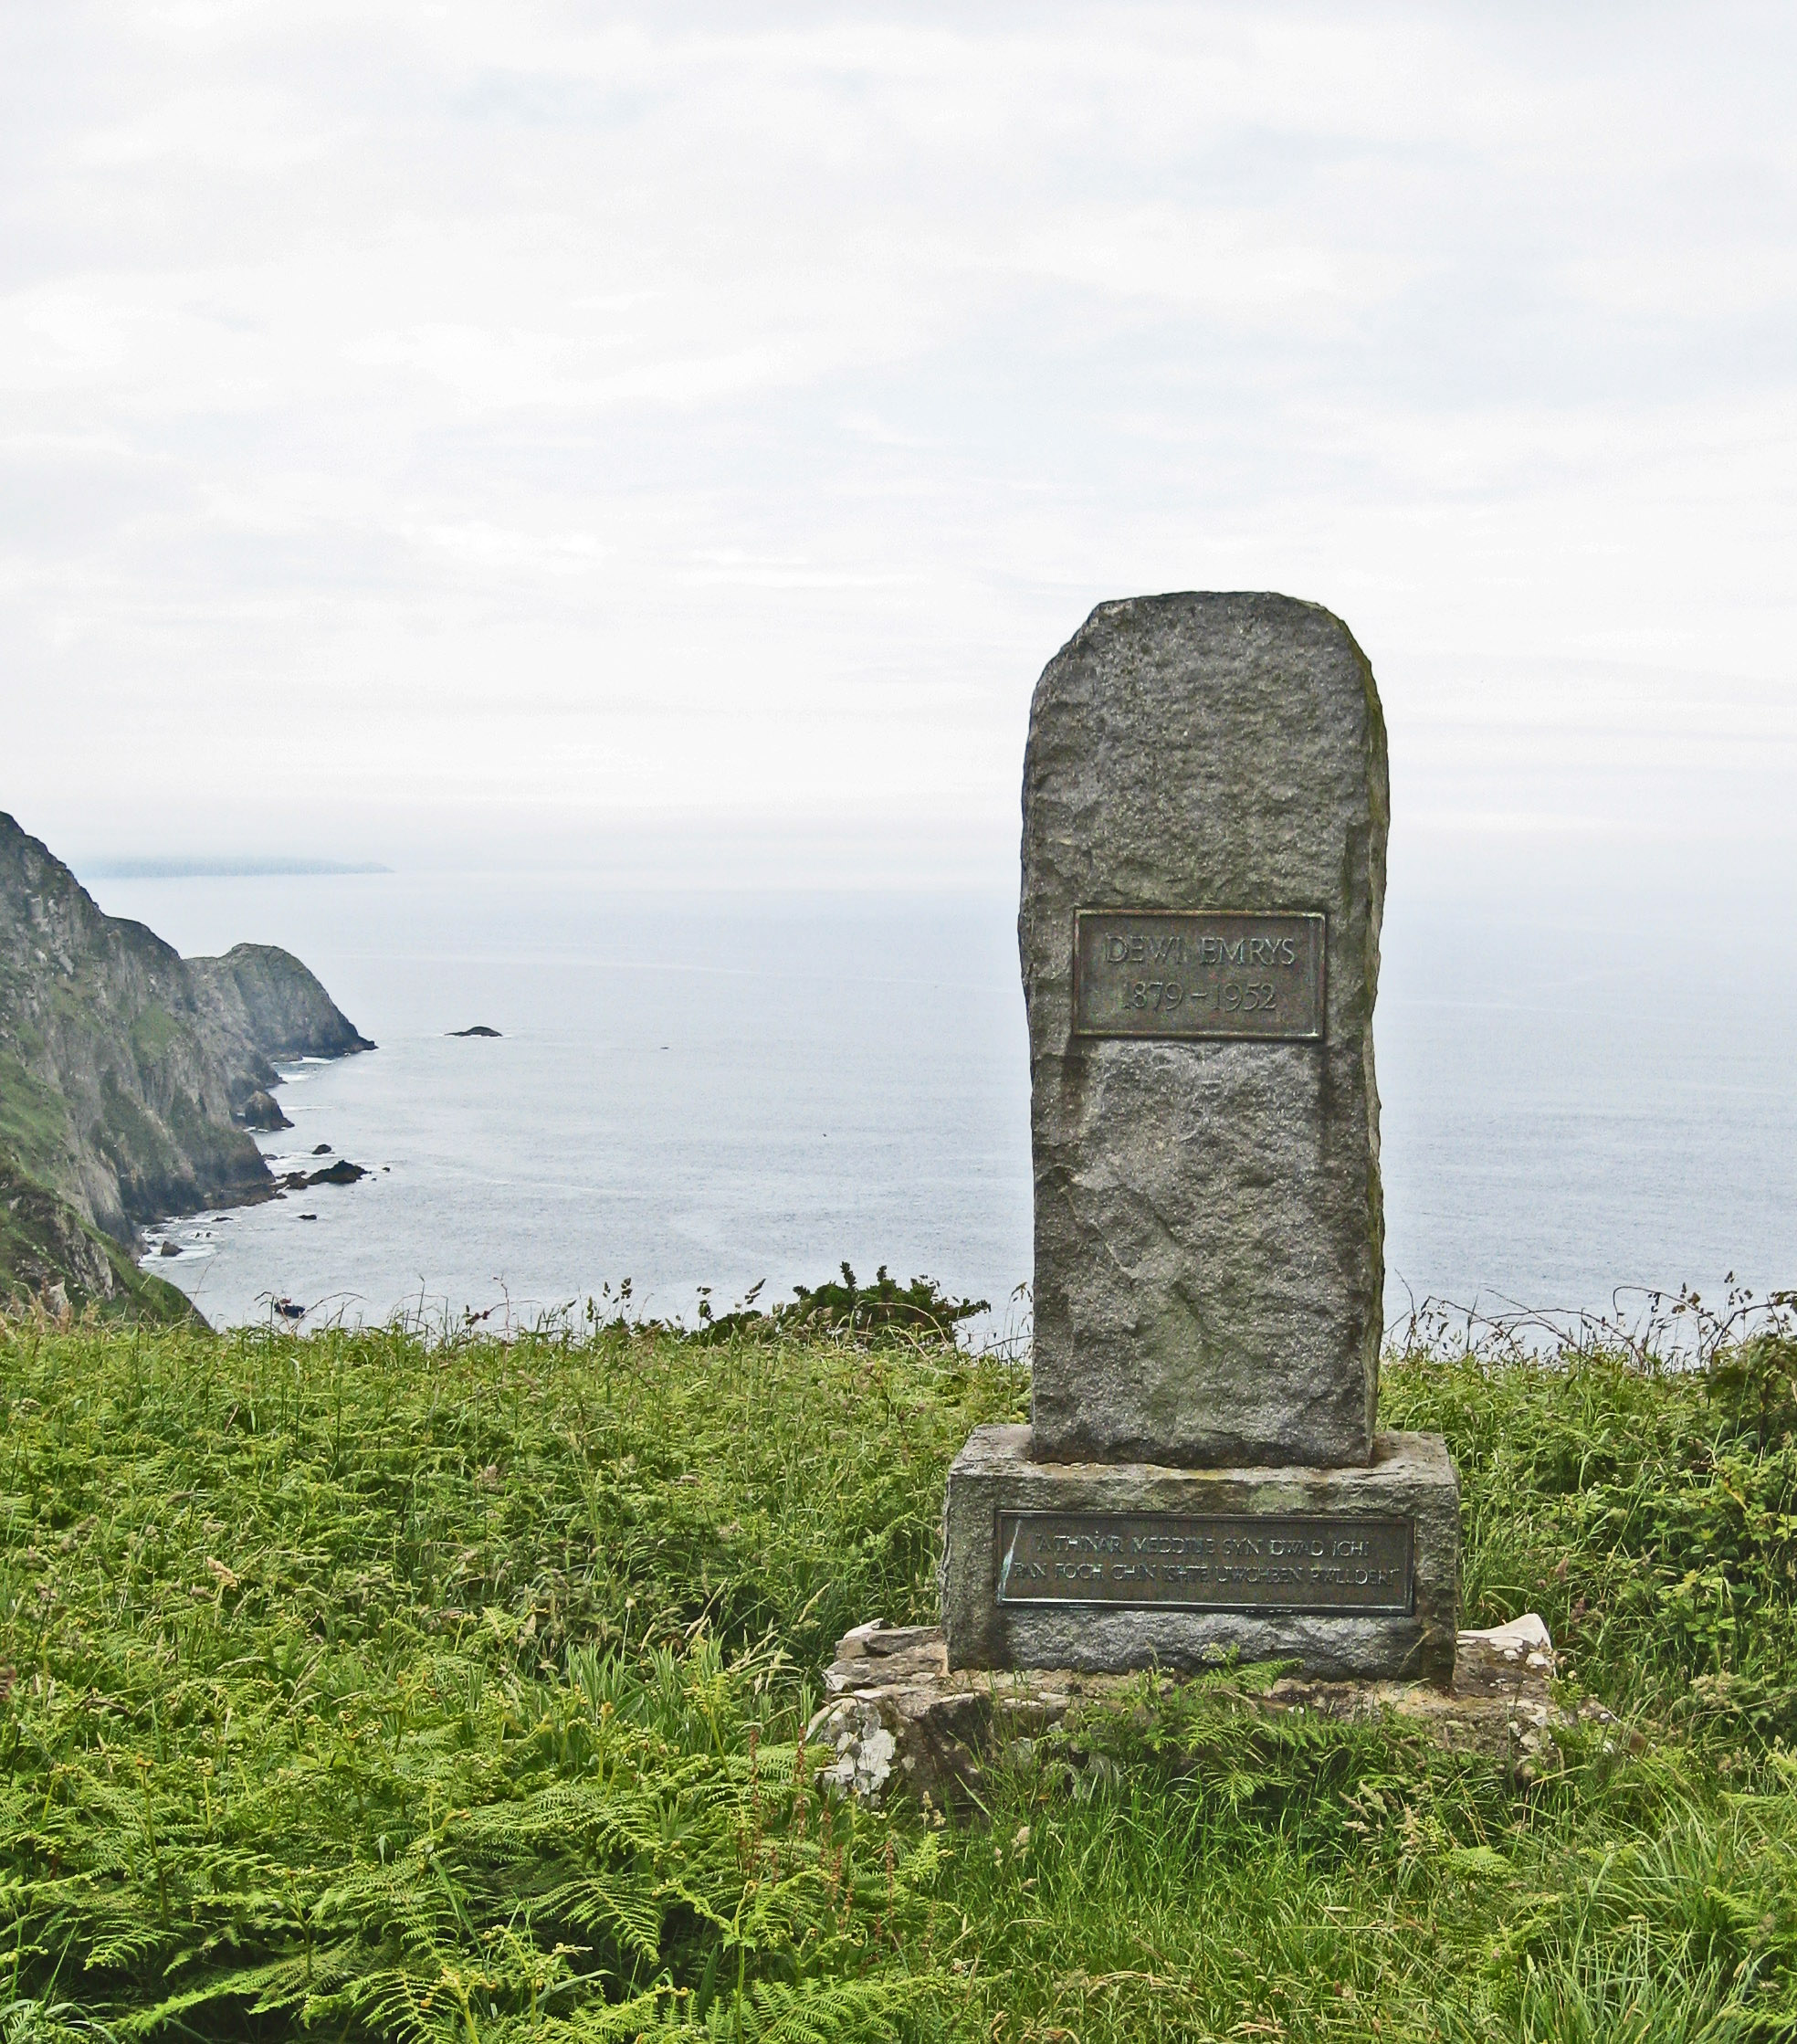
4 1308 1797 2040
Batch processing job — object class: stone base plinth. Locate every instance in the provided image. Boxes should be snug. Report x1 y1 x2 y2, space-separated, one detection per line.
811 1613 1601 1808
942 1426 1458 1684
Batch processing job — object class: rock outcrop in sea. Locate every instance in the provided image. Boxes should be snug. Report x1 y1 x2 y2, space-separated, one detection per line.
0 812 373 1319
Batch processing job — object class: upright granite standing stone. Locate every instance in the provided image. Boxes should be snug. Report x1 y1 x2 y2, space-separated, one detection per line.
1024 592 1385 1469
942 593 1459 1683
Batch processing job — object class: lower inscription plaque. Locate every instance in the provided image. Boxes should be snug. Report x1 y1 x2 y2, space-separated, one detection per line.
996 1511 1413 1616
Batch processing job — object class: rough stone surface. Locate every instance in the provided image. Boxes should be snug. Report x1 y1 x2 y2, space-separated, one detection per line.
1021 592 1389 1468
811 1613 1610 1807
238 1089 292 1132
942 1423 1456 1681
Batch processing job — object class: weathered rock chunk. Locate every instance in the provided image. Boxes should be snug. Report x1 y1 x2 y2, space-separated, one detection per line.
238 1089 291 1132
306 1159 365 1186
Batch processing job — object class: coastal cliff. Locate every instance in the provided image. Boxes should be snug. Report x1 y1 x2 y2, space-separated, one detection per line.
0 812 373 1316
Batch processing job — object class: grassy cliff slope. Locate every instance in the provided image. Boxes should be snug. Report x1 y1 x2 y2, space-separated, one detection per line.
0 1153 195 1322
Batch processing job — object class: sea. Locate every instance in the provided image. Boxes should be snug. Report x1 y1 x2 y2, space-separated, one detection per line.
88 868 1797 1349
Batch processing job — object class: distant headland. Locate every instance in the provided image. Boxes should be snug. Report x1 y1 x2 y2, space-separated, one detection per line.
0 813 374 1323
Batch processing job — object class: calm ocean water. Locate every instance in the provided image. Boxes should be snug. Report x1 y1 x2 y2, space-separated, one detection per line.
89 869 1797 1343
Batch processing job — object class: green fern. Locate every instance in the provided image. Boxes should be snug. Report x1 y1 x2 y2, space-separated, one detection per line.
13 1311 1797 2039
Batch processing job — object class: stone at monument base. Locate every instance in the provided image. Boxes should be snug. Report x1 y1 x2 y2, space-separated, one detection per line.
942 1426 1458 1684
811 1612 1602 1809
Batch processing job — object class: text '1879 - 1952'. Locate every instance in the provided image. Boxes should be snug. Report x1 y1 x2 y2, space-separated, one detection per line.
1072 910 1325 1041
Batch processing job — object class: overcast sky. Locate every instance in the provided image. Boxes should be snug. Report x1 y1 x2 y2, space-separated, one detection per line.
5 3 1794 893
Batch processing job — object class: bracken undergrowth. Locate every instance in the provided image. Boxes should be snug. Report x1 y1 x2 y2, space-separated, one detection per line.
4 1309 1797 2040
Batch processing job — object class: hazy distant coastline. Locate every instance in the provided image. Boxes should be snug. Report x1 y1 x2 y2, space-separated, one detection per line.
79 858 393 880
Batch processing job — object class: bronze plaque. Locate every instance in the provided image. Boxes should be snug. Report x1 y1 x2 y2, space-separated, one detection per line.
1073 909 1324 1040
996 1511 1413 1615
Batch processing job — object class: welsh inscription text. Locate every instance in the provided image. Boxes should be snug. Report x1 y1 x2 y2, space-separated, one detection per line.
996 1511 1413 1615
1072 910 1325 1040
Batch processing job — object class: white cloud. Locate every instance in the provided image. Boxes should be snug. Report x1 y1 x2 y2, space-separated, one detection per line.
0 1 1793 882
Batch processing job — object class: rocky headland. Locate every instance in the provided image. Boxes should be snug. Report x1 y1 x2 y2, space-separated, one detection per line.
0 812 373 1320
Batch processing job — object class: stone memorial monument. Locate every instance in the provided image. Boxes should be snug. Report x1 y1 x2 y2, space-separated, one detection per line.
942 592 1459 1682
